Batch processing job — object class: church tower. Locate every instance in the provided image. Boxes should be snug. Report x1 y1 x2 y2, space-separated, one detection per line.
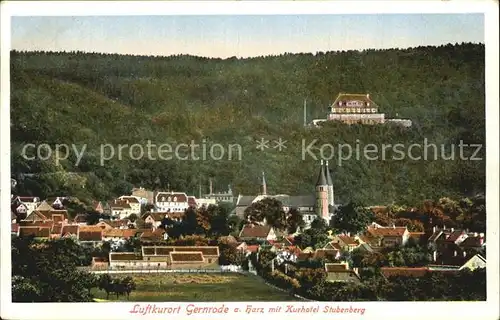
261 171 267 196
315 160 329 220
325 160 335 210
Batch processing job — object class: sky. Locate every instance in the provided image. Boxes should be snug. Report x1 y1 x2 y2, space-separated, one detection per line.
11 14 484 58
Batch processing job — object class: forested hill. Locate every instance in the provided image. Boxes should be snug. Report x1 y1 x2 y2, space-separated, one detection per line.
10 43 485 205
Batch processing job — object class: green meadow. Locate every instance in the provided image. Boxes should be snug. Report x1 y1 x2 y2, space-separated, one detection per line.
92 273 299 302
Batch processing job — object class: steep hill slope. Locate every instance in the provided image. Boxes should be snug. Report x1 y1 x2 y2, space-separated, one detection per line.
10 43 485 205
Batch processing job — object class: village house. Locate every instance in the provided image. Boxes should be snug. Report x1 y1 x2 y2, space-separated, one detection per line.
94 220 115 232
131 187 155 204
139 228 168 242
428 226 469 251
195 198 217 208
118 196 142 215
155 192 189 212
46 197 68 209
324 262 361 283
18 226 51 240
238 224 277 242
108 219 132 229
61 225 80 239
92 201 104 214
142 212 165 228
297 248 341 263
109 199 133 219
363 224 410 248
77 226 103 247
13 196 40 214
23 206 69 224
102 229 138 242
429 250 486 271
459 232 485 254
11 201 28 220
328 234 360 252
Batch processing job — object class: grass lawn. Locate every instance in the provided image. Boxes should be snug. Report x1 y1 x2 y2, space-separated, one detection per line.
92 273 299 302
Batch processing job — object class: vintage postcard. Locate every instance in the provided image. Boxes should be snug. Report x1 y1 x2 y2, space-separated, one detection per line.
0 1 498 320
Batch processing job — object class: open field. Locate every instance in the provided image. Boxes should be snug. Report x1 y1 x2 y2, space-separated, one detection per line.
92 273 299 302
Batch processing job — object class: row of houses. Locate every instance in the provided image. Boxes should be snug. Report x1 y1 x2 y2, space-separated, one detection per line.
236 221 486 282
11 191 221 222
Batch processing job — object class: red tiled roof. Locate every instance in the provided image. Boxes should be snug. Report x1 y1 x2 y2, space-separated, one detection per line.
78 230 103 241
110 200 131 209
297 252 314 261
337 235 358 246
51 224 63 235
330 243 342 250
239 225 272 238
246 245 260 253
139 229 165 241
170 252 204 262
103 229 137 238
367 226 407 237
19 220 54 228
18 226 51 238
445 230 466 242
142 212 165 221
79 225 104 232
314 249 340 259
61 225 79 236
409 232 425 237
119 196 140 204
106 219 131 228
461 236 484 247
156 192 188 203
380 267 429 278
428 230 443 242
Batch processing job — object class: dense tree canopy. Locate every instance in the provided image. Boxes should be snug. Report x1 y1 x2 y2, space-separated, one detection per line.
11 237 99 302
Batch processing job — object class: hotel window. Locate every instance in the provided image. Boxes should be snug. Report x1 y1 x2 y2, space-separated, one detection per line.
173 197 177 202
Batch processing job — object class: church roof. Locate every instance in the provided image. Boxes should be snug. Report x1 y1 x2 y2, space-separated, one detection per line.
236 195 257 207
325 161 333 186
316 161 327 186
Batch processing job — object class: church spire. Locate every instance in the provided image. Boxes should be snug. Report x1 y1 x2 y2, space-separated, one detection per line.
261 171 267 195
325 160 333 186
325 160 335 208
316 160 327 186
